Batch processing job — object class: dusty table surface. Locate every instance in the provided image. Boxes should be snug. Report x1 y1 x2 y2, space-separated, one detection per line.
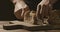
0 21 60 32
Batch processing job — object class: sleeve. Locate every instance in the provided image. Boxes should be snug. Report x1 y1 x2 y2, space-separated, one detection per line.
14 2 30 20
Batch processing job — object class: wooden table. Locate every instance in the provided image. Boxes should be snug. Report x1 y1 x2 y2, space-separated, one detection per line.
0 21 60 32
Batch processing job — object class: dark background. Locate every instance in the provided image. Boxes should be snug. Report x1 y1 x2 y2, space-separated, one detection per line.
0 0 17 21
0 0 60 21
